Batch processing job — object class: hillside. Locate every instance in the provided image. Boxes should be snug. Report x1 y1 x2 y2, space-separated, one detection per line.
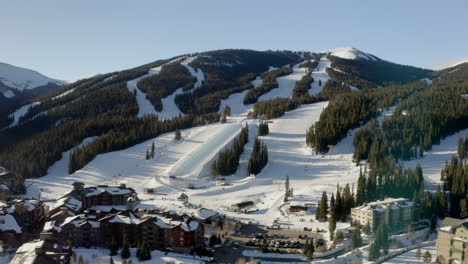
0 62 65 126
0 47 431 193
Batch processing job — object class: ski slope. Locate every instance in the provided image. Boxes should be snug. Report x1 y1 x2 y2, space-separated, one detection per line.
309 57 331 95
5 102 40 128
218 76 262 115
126 58 183 118
258 62 306 102
401 127 468 190
157 88 184 119
26 137 97 199
180 56 205 90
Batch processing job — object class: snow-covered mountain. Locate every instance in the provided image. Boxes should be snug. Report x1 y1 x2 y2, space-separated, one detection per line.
0 62 65 99
317 46 379 61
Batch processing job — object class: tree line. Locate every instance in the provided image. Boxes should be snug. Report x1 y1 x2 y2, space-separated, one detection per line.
441 136 468 218
69 113 220 174
382 79 468 161
306 81 428 153
210 124 249 176
247 137 268 175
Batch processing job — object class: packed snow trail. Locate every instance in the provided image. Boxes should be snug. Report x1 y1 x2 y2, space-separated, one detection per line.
5 102 40 128
157 88 184 119
257 62 307 102
401 127 468 190
165 123 242 178
126 58 182 118
309 57 331 95
218 76 262 115
180 56 205 91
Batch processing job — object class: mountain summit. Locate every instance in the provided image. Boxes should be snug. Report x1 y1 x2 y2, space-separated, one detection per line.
0 62 64 99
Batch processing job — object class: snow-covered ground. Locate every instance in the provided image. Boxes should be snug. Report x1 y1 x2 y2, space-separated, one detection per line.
26 137 97 199
309 58 331 96
4 102 40 128
382 244 437 264
158 88 184 119
126 58 183 118
181 56 205 91
319 47 378 61
0 61 64 92
401 127 468 190
26 99 380 235
74 247 208 264
218 76 263 115
257 62 306 102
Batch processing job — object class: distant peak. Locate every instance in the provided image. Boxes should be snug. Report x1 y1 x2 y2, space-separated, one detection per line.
317 47 378 61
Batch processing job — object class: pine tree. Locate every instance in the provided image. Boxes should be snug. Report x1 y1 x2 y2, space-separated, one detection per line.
175 129 182 140
284 175 290 201
151 141 155 158
335 185 343 221
109 236 118 256
121 241 130 259
423 250 432 263
223 105 232 117
145 148 150 160
351 228 363 249
416 249 422 260
458 137 466 160
363 222 371 235
303 238 314 260
318 191 328 222
329 199 336 240
356 168 366 205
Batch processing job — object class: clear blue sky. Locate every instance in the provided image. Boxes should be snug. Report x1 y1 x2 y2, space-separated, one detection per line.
1 0 467 80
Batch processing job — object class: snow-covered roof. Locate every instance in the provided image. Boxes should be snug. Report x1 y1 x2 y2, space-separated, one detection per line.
16 240 45 254
179 220 200 232
0 166 7 176
87 205 128 212
0 213 21 233
42 220 61 233
84 185 135 197
353 198 413 213
50 196 82 212
194 208 218 220
108 212 141 225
